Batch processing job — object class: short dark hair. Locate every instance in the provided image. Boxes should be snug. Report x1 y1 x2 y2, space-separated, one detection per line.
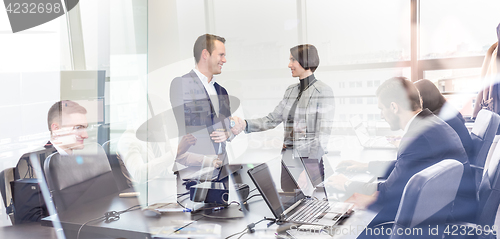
376 77 422 111
290 44 320 72
193 34 226 64
47 100 87 133
414 79 447 115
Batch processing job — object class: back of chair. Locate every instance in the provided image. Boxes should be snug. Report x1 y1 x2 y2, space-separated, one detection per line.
471 109 500 167
44 143 118 212
102 140 131 191
476 141 500 227
391 160 463 238
0 167 15 224
483 135 500 177
470 109 500 189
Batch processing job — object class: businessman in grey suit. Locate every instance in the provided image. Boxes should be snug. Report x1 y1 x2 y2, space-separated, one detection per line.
170 34 233 168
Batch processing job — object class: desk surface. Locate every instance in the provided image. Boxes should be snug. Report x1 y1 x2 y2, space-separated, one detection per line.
37 139 394 238
0 223 56 239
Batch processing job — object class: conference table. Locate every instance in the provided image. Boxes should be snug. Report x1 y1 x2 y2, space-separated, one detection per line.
35 136 397 238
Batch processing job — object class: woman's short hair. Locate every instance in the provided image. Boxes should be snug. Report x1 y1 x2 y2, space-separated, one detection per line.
414 79 447 115
290 44 320 72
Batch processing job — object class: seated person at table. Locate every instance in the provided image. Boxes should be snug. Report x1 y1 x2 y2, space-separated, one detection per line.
414 79 474 160
328 77 476 227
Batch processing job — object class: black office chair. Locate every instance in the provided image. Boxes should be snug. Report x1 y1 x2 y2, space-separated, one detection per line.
470 109 500 189
390 159 464 239
102 140 132 191
0 167 15 224
43 143 119 212
475 139 500 233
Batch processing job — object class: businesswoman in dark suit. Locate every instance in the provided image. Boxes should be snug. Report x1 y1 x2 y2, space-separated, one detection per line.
414 79 474 160
237 44 335 190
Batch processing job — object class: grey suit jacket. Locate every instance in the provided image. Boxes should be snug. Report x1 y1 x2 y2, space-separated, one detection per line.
245 80 335 160
170 70 233 157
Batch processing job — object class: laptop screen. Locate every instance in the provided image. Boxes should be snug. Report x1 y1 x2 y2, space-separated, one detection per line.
350 115 370 145
302 158 323 186
247 159 306 218
248 163 284 217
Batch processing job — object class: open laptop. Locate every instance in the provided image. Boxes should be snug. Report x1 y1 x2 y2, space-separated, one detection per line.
181 154 242 182
350 115 397 149
247 160 353 226
300 158 376 190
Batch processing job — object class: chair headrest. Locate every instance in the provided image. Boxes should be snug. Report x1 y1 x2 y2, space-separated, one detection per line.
472 110 500 139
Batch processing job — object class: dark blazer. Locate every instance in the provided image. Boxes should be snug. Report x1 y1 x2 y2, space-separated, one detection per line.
439 108 474 161
368 109 476 225
170 70 232 156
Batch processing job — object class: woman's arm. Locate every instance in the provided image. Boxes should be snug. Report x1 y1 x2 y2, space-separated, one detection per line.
245 86 294 133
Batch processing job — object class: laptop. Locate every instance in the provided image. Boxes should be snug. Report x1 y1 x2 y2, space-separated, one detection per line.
300 158 326 188
182 154 242 182
300 158 376 189
349 115 397 149
247 160 353 226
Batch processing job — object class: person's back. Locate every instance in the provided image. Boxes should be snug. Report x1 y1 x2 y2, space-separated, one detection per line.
414 79 474 160
370 109 476 225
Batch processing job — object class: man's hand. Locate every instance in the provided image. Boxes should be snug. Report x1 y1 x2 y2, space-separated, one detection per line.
177 134 197 156
326 174 350 192
210 129 229 143
230 116 246 135
212 157 223 168
345 192 379 209
336 160 369 173
386 135 401 147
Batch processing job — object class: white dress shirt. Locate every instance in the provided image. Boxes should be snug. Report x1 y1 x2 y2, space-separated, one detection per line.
193 68 219 117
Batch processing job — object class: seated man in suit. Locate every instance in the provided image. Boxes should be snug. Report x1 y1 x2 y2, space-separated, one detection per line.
16 100 89 179
328 77 476 229
11 100 89 223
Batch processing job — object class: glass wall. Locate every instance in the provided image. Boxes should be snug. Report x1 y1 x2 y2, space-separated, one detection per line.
1 0 500 230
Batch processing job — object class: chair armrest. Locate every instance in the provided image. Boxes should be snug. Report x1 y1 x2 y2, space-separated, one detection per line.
470 164 484 171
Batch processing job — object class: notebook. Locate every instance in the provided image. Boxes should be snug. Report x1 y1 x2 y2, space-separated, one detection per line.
247 160 353 226
350 115 397 149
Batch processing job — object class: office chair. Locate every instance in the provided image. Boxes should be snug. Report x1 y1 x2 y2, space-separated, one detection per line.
0 167 15 224
43 143 119 212
102 140 132 191
470 109 500 189
475 140 500 233
482 135 500 177
390 159 464 239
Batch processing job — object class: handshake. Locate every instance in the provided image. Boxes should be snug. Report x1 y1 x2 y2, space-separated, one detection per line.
230 116 246 136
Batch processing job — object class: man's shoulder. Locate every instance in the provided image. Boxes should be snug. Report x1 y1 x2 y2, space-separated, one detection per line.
173 70 197 81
